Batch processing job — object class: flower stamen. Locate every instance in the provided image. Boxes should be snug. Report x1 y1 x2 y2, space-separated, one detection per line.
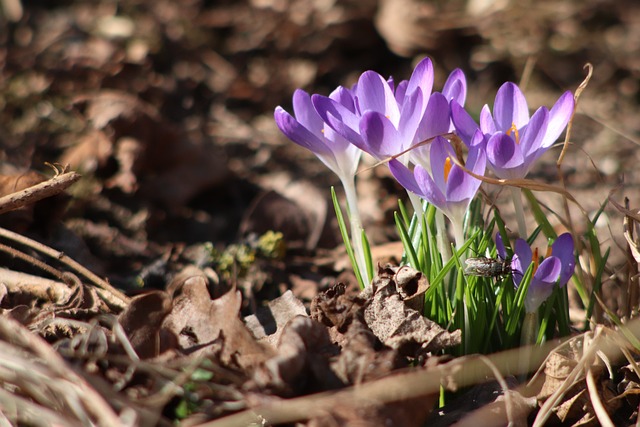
532 247 539 276
506 123 520 144
444 157 452 183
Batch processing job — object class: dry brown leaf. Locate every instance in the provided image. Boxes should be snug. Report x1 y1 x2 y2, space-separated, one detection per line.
118 290 173 359
537 343 621 426
364 265 461 357
310 279 418 387
244 289 308 347
163 267 272 367
250 315 341 396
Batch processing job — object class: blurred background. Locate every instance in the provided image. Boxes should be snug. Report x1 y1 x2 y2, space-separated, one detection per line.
0 0 638 309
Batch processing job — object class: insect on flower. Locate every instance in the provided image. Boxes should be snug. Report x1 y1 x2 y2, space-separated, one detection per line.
464 256 512 278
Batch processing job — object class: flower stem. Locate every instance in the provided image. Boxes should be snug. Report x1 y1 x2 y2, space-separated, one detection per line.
510 186 527 238
407 191 426 251
519 311 538 379
436 210 452 262
341 176 371 286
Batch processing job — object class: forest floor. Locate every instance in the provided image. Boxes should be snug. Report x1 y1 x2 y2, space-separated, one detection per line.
1 0 640 425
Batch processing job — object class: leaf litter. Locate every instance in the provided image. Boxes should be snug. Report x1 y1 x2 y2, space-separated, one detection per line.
1 0 640 425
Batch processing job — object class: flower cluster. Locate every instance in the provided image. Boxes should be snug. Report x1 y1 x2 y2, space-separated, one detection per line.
274 56 576 311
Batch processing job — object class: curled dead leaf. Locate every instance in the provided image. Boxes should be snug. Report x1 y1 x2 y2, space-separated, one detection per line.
118 290 173 359
163 267 272 367
365 265 461 357
244 290 308 347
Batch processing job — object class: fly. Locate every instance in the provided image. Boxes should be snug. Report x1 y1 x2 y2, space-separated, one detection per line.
464 256 511 278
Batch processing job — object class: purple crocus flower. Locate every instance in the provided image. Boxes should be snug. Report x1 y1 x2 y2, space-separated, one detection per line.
389 134 486 245
496 232 575 313
452 82 574 179
274 87 361 183
311 57 435 163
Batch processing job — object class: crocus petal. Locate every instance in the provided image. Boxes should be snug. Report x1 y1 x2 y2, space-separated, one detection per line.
444 165 474 205
445 145 485 205
406 57 434 104
355 71 400 124
512 238 532 288
413 164 447 210
389 159 421 195
534 256 562 283
519 107 549 158
479 105 497 135
429 136 452 193
542 91 575 148
442 68 467 106
398 89 424 146
551 233 575 286
419 92 451 139
312 94 364 148
486 133 526 178
292 89 324 132
359 111 402 160
329 86 356 113
495 232 507 260
322 126 361 178
525 257 562 313
411 93 451 169
274 106 331 156
470 128 487 148
451 100 478 146
494 82 530 131
467 144 487 176
395 80 408 105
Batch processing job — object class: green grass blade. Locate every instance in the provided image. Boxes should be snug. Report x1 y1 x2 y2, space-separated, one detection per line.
331 187 364 289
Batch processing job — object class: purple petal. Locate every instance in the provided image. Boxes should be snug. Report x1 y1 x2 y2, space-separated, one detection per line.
479 104 497 135
406 57 434 102
467 144 487 177
292 89 323 132
312 94 364 148
444 165 474 204
519 107 549 158
542 91 575 148
494 82 530 131
451 100 479 146
389 159 421 195
355 71 400 123
512 238 532 288
486 133 525 178
429 136 453 193
445 145 485 204
442 68 467 106
495 232 507 260
274 106 331 155
414 165 447 209
398 90 424 147
551 233 575 286
416 92 451 142
359 111 402 159
525 257 562 313
470 129 487 148
395 80 408 105
329 86 356 113
534 256 562 283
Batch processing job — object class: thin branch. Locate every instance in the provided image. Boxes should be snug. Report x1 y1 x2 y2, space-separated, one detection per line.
0 171 81 216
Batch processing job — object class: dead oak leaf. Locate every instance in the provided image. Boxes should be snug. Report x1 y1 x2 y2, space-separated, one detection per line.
163 268 272 368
